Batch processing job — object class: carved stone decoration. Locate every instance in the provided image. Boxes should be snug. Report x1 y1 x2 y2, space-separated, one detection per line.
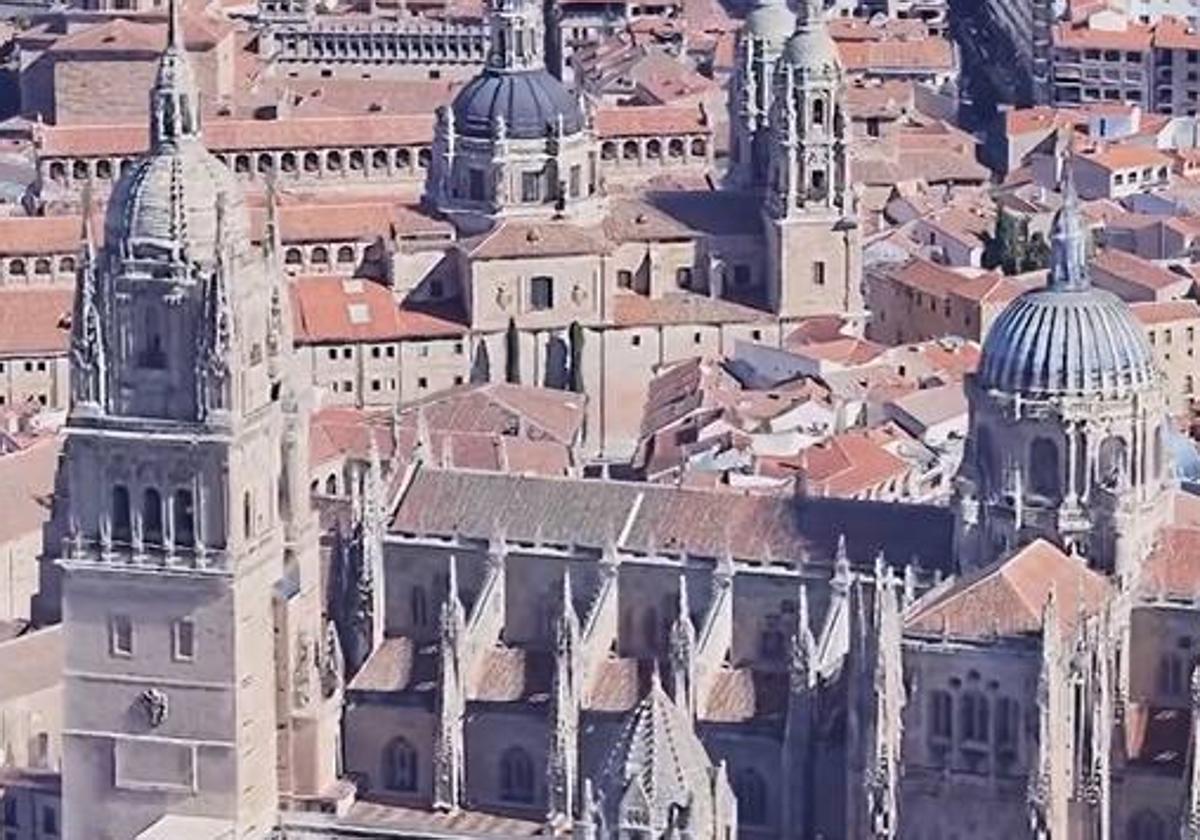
320 619 344 699
293 631 313 708
495 286 512 310
139 688 169 728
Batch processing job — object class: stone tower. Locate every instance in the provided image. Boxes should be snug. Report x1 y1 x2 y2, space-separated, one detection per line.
727 0 794 192
57 2 340 836
762 0 863 320
426 0 601 233
954 163 1171 577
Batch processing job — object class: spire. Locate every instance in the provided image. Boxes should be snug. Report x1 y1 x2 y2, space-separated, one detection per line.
548 565 580 825
151 0 201 150
70 182 107 411
485 0 546 73
434 554 466 812
789 582 817 693
1029 590 1064 840
1047 147 1090 292
669 575 697 718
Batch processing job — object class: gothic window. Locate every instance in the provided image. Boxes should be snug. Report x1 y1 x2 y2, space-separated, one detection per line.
1098 435 1127 489
174 489 195 546
995 697 1019 760
1029 438 1061 500
142 488 163 545
960 691 989 744
929 690 952 742
499 746 535 804
759 615 786 661
733 767 768 825
384 737 419 792
813 98 826 127
140 309 167 369
1128 810 1166 840
411 586 429 627
811 169 827 196
112 485 132 543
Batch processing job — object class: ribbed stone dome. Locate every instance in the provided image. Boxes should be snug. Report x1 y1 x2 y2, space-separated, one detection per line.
977 171 1157 398
451 69 585 140
106 139 249 263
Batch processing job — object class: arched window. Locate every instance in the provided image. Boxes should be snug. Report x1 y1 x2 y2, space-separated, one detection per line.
691 138 706 157
411 586 428 627
174 489 195 546
372 149 389 170
303 152 320 172
34 258 50 275
326 150 344 171
960 691 989 744
734 768 768 826
1098 435 1128 490
813 98 825 127
284 248 303 266
281 152 297 173
72 160 89 180
601 141 617 160
96 159 113 180
384 737 418 792
142 488 163 545
9 259 25 276
623 140 639 160
243 490 254 539
1029 437 1060 500
141 309 166 369
312 247 330 265
396 148 413 169
234 154 251 174
646 138 662 159
1128 810 1166 840
668 138 685 158
417 148 431 169
336 245 356 264
349 150 365 171
974 424 997 485
499 746 535 804
112 485 132 543
257 153 274 173
58 256 76 274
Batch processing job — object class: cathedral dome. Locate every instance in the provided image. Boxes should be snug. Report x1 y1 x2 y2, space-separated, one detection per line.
451 69 585 140
746 0 796 51
597 674 720 835
977 174 1156 399
106 140 249 263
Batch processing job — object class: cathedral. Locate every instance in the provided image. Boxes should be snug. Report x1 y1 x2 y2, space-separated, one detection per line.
43 0 1200 836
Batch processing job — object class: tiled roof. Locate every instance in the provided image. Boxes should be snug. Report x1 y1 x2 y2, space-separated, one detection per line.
1093 248 1189 294
701 667 788 723
0 216 88 255
257 201 450 244
472 646 553 702
0 436 58 547
333 801 544 836
290 275 466 344
462 221 608 260
401 382 585 446
348 636 437 694
1079 144 1173 172
613 292 773 326
593 105 709 138
391 467 957 570
588 657 647 712
309 406 396 468
47 14 222 54
837 38 955 73
1140 525 1200 599
604 192 761 241
905 539 1110 639
0 625 62 703
0 286 73 356
770 429 911 497
36 113 435 157
1131 299 1200 325
1053 20 1153 50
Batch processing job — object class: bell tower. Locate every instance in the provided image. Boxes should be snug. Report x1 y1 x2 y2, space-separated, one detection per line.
56 2 340 836
762 0 863 320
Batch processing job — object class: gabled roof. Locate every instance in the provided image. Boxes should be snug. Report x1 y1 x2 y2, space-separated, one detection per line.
905 539 1110 639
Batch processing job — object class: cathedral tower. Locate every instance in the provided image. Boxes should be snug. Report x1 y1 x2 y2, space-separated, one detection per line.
954 164 1171 577
762 0 863 320
727 0 794 191
57 3 340 836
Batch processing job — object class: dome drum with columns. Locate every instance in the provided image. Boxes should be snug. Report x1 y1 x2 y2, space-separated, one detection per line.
955 163 1171 577
426 0 601 232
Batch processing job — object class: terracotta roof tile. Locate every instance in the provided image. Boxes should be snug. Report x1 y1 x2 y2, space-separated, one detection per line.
0 437 59 545
702 667 788 723
1140 525 1200 599
906 539 1110 639
348 636 437 694
1131 299 1200 325
613 292 773 326
593 104 709 138
290 275 466 344
0 216 86 255
1053 20 1153 50
462 221 608 260
0 286 73 356
587 657 646 711
472 646 553 702
1094 248 1189 294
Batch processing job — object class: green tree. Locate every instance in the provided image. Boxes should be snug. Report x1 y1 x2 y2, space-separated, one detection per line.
568 321 585 393
1021 232 1051 273
982 207 1027 275
505 319 520 384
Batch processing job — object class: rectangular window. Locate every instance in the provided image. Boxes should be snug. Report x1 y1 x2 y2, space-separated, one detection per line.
327 348 337 360
342 380 353 393
173 619 195 661
3 797 16 826
617 269 633 288
341 347 352 360
675 267 693 289
468 167 485 201
41 806 55 836
813 261 826 286
569 164 581 198
521 171 542 203
110 614 133 657
417 376 428 389
530 276 554 311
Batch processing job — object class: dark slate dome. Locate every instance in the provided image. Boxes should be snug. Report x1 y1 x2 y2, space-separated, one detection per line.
977 170 1156 398
451 69 585 140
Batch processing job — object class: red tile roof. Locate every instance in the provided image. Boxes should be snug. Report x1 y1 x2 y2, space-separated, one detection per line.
1140 525 1200 599
765 428 910 497
462 221 608 260
290 275 466 344
0 437 59 545
906 539 1110 639
1094 248 1189 294
0 216 87 255
1131 299 1200 326
593 105 710 138
0 286 73 356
